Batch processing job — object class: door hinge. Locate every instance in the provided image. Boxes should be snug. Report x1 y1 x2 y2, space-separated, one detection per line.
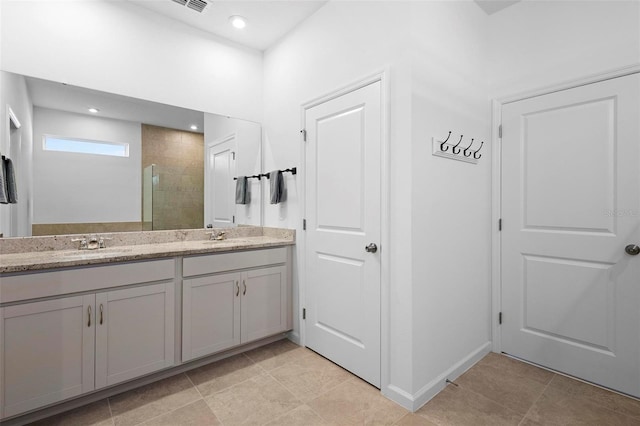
300 129 307 142
498 218 502 231
499 312 503 324
498 124 503 138
232 151 236 160
232 215 235 224
302 308 306 320
303 219 306 230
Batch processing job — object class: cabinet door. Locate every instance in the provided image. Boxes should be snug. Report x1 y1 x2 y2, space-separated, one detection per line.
95 282 175 389
1 295 95 418
241 266 288 343
182 272 241 362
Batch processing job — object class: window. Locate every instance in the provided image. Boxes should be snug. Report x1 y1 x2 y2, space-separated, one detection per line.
43 136 129 157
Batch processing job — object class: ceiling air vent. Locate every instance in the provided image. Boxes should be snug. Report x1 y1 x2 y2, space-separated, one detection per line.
170 0 208 13
186 0 208 13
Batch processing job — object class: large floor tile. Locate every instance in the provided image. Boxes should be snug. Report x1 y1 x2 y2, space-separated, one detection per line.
455 353 553 415
308 379 407 425
185 353 263 397
244 339 313 371
28 399 113 426
524 385 640 426
269 351 352 402
138 400 219 426
416 385 523 426
205 373 301 425
109 374 200 426
264 404 328 426
394 413 438 426
547 374 640 419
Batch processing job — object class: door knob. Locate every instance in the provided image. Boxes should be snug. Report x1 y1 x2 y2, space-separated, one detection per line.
625 244 640 256
365 243 378 253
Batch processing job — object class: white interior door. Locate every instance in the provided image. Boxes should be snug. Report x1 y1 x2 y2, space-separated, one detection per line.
501 73 640 397
304 80 382 387
205 135 236 228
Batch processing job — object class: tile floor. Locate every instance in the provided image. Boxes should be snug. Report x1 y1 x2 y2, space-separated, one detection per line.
27 340 640 425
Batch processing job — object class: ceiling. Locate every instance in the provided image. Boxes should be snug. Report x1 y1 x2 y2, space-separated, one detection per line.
128 0 327 51
474 0 521 15
26 76 205 133
127 0 518 52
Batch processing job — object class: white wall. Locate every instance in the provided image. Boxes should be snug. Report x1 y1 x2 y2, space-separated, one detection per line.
0 0 263 123
32 107 141 224
263 0 491 410
488 0 640 98
204 113 262 226
409 1 491 403
0 71 34 236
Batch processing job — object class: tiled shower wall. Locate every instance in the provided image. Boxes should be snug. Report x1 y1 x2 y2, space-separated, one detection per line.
141 124 204 230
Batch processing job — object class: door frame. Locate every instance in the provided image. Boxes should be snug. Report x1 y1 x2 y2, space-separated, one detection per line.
204 133 236 228
299 69 390 390
491 63 640 353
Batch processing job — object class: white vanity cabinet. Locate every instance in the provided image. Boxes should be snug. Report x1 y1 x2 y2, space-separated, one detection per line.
182 248 291 362
0 259 176 419
0 295 96 418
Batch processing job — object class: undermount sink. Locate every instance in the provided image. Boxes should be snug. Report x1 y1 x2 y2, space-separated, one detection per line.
62 248 133 259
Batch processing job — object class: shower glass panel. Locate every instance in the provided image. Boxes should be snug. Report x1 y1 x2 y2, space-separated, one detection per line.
142 164 204 231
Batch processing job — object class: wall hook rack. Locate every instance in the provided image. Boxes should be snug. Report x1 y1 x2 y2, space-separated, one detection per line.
432 131 483 165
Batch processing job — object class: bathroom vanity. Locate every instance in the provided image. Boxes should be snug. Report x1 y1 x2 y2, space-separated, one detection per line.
0 227 294 421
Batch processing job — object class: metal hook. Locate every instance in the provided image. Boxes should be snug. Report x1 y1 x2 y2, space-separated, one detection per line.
440 131 452 152
463 138 475 157
451 135 464 154
473 141 484 159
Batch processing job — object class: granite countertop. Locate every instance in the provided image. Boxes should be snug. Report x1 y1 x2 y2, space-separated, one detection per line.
0 227 295 274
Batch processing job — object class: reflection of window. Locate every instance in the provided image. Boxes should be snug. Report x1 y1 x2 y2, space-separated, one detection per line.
43 136 129 157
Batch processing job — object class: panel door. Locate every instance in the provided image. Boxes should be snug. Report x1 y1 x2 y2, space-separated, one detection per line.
95 282 175 389
304 81 382 387
182 272 241 361
501 73 640 396
1 295 95 418
205 135 236 228
241 266 288 343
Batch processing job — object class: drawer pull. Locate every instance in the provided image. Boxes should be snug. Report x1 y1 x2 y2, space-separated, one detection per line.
88 305 92 327
100 304 104 325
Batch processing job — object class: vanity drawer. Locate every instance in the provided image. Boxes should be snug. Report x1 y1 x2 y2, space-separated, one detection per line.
183 247 287 277
0 259 175 304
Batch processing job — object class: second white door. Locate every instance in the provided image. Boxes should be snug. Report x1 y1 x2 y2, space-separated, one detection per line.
304 80 382 387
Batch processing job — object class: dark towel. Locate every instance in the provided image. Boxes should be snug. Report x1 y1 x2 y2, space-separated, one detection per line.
0 156 8 204
269 170 284 204
5 157 17 204
235 176 248 204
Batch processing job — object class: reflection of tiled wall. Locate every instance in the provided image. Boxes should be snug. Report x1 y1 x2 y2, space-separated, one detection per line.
142 124 204 230
33 222 142 236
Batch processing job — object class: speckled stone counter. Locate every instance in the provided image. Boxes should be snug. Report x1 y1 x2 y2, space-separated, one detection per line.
0 227 295 274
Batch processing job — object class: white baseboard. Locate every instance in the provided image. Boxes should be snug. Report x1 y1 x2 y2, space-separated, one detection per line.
287 330 301 345
382 341 492 412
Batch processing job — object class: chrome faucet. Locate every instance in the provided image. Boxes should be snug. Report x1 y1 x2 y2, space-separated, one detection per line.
71 236 88 250
71 234 112 250
207 230 227 241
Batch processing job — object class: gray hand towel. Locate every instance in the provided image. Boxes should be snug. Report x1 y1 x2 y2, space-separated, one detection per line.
0 156 8 204
5 157 17 204
235 176 248 205
269 170 284 204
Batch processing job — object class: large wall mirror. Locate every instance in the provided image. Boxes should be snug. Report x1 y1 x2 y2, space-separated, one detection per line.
0 71 262 238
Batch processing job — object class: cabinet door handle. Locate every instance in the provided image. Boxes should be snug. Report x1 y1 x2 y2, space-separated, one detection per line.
99 304 104 325
243 280 247 296
236 281 240 297
88 305 92 327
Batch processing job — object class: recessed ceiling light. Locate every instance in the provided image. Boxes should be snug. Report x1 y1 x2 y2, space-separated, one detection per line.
190 124 198 130
88 108 99 113
229 15 247 29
